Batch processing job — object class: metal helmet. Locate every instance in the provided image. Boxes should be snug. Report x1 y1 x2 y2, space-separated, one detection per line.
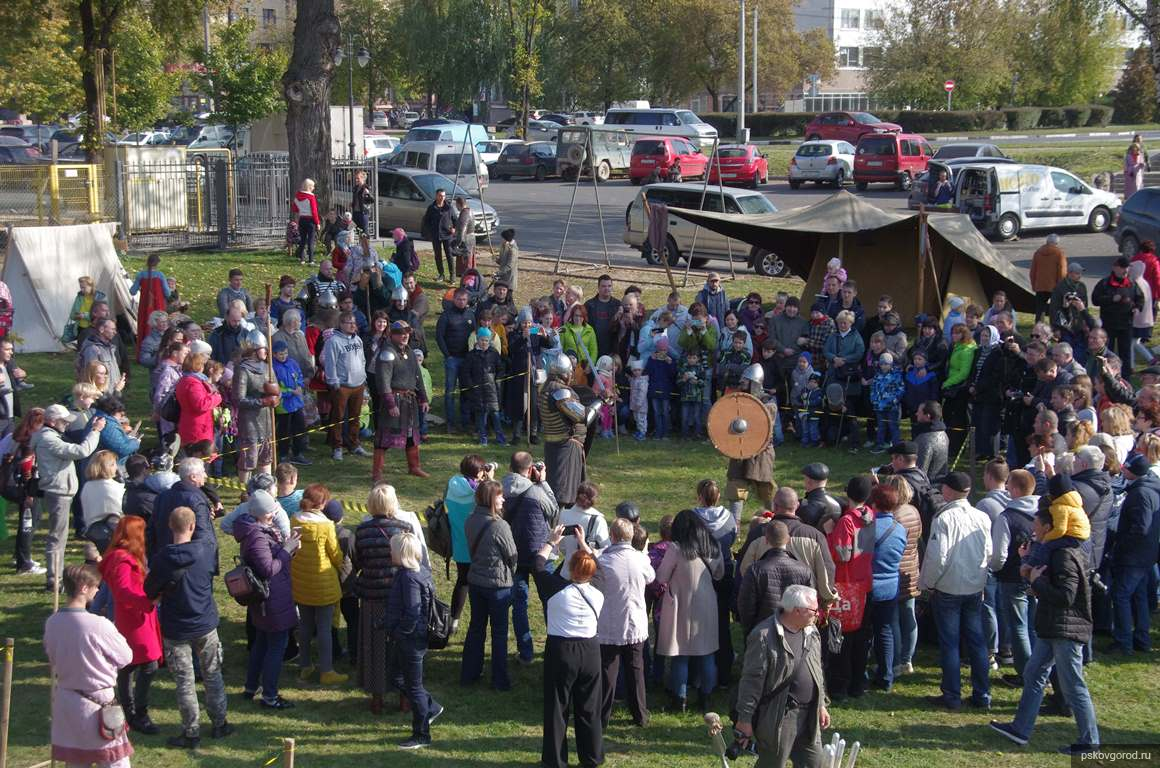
296 285 311 303
547 350 573 379
241 327 267 352
391 286 408 303
316 289 338 309
740 363 764 386
615 501 641 522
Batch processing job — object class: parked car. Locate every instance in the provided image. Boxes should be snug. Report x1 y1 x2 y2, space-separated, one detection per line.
804 111 902 144
853 132 933 191
376 167 498 241
402 122 489 148
1113 187 1160 257
556 126 633 181
364 134 399 158
788 140 855 189
603 107 718 150
571 111 604 126
955 162 1120 240
476 138 522 167
0 136 42 164
371 111 390 130
907 158 1017 210
0 124 57 153
492 141 558 181
623 183 784 275
932 142 1007 160
163 126 200 146
117 131 170 146
381 140 490 193
188 125 234 150
629 136 709 184
707 144 769 188
540 113 573 126
398 111 421 129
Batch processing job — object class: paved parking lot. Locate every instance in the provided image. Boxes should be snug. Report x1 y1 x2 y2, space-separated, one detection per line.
480 176 1120 291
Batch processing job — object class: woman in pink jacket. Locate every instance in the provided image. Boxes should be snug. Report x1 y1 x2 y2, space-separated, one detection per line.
174 350 223 452
99 515 163 735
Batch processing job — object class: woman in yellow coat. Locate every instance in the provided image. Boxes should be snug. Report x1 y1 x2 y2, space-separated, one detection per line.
291 483 348 685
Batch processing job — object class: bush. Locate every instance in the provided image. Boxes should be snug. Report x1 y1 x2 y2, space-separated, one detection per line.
1005 108 1042 130
1088 105 1114 127
750 112 813 137
1062 105 1093 128
700 112 737 138
1039 107 1065 127
892 110 978 133
978 111 1007 130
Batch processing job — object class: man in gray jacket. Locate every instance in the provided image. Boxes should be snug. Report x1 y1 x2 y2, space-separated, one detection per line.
735 584 830 767
322 312 368 461
31 404 105 590
78 318 122 394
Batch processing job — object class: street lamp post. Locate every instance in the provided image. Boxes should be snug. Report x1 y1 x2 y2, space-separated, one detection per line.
334 32 370 160
737 0 746 142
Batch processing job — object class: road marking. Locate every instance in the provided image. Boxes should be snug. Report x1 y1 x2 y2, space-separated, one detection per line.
1054 133 1077 138
994 134 1028 140
940 136 968 141
1090 132 1110 137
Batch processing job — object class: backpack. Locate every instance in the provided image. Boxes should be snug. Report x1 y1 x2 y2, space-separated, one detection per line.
424 498 453 577
224 556 269 607
425 584 453 651
0 452 34 503
159 390 181 424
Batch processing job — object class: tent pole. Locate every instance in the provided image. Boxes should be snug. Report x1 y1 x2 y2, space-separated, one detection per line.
720 141 736 281
555 127 586 272
684 138 718 288
917 207 927 318
591 130 611 269
265 283 278 462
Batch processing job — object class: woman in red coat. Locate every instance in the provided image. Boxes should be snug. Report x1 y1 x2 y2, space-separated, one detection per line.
174 350 223 452
98 515 163 734
825 475 877 699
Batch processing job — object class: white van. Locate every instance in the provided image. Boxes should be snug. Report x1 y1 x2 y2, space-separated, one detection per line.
381 140 489 194
954 163 1121 241
603 108 718 151
622 183 786 276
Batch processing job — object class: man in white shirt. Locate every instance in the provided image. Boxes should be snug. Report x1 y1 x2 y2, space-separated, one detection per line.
919 471 993 711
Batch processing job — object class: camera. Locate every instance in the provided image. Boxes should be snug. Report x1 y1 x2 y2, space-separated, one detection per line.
725 730 758 760
534 461 545 471
484 461 498 474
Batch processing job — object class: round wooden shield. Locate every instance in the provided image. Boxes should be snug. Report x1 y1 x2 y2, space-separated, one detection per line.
706 392 774 460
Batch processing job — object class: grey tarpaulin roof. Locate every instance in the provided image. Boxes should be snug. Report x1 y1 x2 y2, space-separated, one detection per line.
668 189 1035 307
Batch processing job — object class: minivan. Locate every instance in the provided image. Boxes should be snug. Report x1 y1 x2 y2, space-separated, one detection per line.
628 136 709 184
603 108 718 150
853 133 932 191
955 163 1121 241
381 140 489 194
401 122 490 148
1113 186 1160 257
623 183 785 276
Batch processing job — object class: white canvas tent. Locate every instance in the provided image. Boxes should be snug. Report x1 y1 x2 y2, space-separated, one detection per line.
2 223 136 352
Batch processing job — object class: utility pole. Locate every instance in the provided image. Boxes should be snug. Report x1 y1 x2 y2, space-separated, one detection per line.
752 6 758 112
737 0 746 141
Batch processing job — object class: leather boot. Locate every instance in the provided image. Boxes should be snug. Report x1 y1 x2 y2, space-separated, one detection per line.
406 444 429 478
371 449 385 484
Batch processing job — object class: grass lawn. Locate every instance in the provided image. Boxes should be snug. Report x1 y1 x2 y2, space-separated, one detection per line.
2 249 1157 768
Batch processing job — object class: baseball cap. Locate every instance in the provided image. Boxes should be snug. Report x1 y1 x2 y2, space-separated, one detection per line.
1067 261 1085 274
942 471 972 493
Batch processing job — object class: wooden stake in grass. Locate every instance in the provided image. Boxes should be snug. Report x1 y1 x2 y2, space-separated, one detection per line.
283 737 295 768
0 638 13 768
264 283 278 460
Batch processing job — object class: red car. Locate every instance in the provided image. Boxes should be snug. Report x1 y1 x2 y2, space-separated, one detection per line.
629 136 709 184
803 111 902 144
853 132 933 191
707 144 769 187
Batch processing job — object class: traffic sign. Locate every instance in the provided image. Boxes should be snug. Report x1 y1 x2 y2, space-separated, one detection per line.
944 80 955 92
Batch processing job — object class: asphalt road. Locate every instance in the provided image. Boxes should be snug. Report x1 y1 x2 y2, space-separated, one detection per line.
480 176 1121 292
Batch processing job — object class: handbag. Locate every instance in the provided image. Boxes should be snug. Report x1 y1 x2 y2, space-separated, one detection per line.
73 689 127 741
224 556 269 607
425 584 453 651
828 582 867 633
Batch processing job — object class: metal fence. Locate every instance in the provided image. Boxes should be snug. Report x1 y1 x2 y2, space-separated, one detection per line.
0 156 376 252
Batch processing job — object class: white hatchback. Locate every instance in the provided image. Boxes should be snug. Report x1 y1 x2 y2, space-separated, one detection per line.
788 140 855 189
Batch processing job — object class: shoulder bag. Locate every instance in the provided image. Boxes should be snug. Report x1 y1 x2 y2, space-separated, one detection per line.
73 689 127 741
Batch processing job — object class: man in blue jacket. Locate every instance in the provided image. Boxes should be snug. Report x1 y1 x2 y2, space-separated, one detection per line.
146 506 232 749
1107 455 1160 655
503 451 559 664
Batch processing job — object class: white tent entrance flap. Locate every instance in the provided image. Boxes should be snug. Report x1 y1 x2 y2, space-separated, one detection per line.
3 223 136 353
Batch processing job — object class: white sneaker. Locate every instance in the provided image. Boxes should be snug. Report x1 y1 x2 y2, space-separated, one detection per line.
894 662 913 676
351 445 369 457
332 448 343 461
18 564 47 576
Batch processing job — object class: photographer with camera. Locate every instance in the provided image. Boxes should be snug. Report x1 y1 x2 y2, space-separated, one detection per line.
503 451 560 665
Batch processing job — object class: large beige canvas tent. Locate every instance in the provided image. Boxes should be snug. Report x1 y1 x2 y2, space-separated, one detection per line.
669 190 1035 321
2 223 136 352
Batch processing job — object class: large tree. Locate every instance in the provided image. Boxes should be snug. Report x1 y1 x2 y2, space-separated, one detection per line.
1009 0 1120 106
540 0 646 110
283 0 341 211
337 0 398 122
1114 45 1159 122
1113 0 1160 114
110 10 183 130
0 11 84 121
191 18 285 132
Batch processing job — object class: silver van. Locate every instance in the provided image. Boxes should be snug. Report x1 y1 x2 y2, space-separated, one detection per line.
380 140 489 194
622 183 785 276
954 162 1121 240
556 126 633 181
603 108 718 151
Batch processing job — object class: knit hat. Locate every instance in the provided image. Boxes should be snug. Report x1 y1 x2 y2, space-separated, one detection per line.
413 349 425 363
249 489 279 520
247 472 276 495
846 475 873 504
948 296 965 310
189 339 213 357
628 359 644 371
595 355 613 374
655 337 669 352
517 306 533 324
942 471 972 493
799 351 812 365
272 340 289 354
392 227 406 244
1048 473 1074 499
476 327 492 339
878 352 894 365
1124 454 1152 477
322 499 345 523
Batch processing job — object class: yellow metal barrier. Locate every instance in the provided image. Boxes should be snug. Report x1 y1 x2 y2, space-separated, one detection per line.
0 164 110 225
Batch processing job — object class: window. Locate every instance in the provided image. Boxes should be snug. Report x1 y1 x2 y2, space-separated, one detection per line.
840 9 861 28
435 153 474 176
861 47 882 67
864 10 883 29
262 8 276 25
1051 171 1083 194
838 47 860 68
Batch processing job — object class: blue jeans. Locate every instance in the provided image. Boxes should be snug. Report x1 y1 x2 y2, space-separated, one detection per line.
875 406 900 447
650 397 671 439
772 401 784 446
681 401 704 437
391 636 438 738
246 628 290 702
930 590 991 706
1111 565 1152 651
798 415 821 445
512 570 534 662
1011 637 1100 747
668 653 716 699
892 596 917 665
871 599 898 687
999 580 1037 676
982 574 999 656
443 356 466 429
461 584 513 689
476 408 505 443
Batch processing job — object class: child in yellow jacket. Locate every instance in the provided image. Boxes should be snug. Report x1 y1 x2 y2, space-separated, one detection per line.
1024 473 1091 572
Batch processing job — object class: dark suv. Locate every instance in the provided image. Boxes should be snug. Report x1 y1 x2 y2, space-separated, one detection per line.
1113 187 1160 258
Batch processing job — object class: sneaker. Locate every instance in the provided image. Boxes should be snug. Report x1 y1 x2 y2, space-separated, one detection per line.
17 565 46 576
634 432 645 441
427 703 445 726
260 697 295 710
988 721 1028 746
210 722 234 739
1059 744 1099 756
894 661 913 676
166 734 200 749
351 445 369 457
1000 673 1024 688
998 653 1015 666
496 436 508 446
290 454 312 466
130 713 160 735
989 654 1000 671
242 689 256 700
298 665 317 683
320 670 348 685
925 694 961 711
479 437 488 446
331 448 343 461
398 736 431 750
869 445 886 454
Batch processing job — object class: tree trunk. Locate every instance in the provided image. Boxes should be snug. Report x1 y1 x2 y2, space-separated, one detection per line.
709 89 719 112
283 0 340 214
78 0 119 158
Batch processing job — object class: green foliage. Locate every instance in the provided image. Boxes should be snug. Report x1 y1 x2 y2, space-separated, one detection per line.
191 17 286 129
110 11 182 131
1113 47 1158 124
1008 0 1120 107
1088 104 1114 126
0 11 84 121
337 0 401 116
1005 107 1043 130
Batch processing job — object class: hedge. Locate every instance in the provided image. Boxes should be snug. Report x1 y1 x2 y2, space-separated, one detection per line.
700 104 1117 138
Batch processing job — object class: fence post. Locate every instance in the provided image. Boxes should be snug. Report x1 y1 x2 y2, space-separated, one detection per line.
214 159 229 250
1 637 13 768
282 737 295 768
114 160 129 239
